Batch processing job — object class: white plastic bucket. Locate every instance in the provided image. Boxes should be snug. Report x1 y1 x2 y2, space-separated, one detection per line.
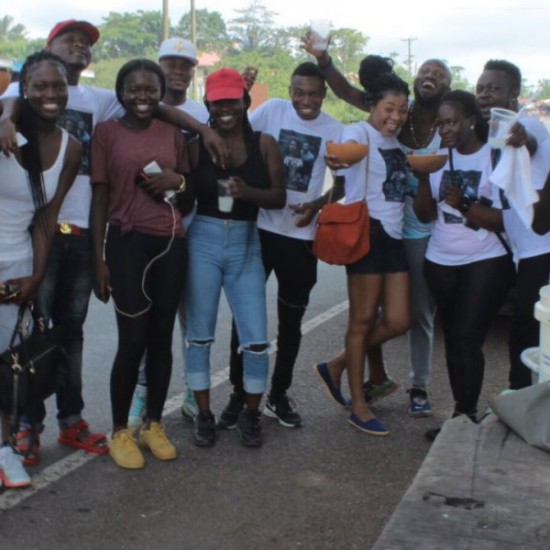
520 347 542 384
533 285 550 382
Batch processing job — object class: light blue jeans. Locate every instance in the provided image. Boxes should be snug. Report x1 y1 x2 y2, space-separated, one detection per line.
403 236 436 390
185 216 269 394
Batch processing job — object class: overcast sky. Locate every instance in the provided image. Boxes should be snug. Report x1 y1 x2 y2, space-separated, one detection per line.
5 0 549 89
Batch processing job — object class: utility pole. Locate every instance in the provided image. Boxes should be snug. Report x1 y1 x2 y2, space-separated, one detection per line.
162 0 169 40
400 37 417 81
191 0 198 100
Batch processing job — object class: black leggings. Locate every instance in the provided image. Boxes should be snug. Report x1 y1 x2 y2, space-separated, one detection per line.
106 227 186 426
424 254 513 416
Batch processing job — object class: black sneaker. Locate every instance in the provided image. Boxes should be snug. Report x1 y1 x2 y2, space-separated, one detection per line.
217 393 245 430
237 408 263 448
193 411 217 447
264 395 302 428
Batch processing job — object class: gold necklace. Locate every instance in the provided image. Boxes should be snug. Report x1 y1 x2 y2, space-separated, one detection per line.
408 103 437 150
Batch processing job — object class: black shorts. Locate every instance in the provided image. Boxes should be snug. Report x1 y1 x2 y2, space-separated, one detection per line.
346 218 408 275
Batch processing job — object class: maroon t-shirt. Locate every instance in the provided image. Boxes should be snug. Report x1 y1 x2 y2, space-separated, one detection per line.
91 118 188 237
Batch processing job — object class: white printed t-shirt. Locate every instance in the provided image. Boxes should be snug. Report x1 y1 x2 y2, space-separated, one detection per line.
426 144 507 266
341 121 408 240
250 99 343 241
501 132 550 262
2 83 123 229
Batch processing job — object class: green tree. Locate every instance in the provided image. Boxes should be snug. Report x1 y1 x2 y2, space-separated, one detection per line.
229 0 277 53
535 79 550 100
329 28 369 77
175 9 229 52
94 11 163 60
0 15 27 42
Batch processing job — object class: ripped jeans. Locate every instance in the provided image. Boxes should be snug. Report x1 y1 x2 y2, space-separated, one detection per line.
185 216 269 394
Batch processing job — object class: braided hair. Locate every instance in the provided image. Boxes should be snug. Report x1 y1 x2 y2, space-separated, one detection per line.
18 50 68 212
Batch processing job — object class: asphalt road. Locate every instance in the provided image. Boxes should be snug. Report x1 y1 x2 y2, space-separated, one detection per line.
0 262 512 549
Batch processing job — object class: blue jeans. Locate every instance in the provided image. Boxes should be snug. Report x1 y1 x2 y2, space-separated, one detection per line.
403 237 436 391
35 232 93 429
185 216 269 394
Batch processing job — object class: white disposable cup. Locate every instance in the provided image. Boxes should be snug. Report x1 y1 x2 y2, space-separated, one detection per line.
310 19 331 50
218 179 234 213
488 107 517 149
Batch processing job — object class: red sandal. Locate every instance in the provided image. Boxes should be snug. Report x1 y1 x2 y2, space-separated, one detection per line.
15 429 41 467
58 419 109 455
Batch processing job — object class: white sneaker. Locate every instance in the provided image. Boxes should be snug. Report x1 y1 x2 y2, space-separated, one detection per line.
0 445 32 488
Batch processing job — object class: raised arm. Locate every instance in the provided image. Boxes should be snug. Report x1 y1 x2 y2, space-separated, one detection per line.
302 33 367 112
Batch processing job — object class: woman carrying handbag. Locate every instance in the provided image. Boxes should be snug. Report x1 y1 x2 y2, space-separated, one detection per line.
314 56 411 436
0 51 81 487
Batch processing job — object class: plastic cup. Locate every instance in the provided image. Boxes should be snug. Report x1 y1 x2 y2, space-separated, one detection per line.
310 19 331 50
217 179 234 213
488 107 517 149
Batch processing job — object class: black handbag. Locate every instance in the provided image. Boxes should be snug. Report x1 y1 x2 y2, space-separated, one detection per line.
0 303 68 426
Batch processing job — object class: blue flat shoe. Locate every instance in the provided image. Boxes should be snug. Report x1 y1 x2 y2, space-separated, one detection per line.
313 363 350 409
348 414 390 436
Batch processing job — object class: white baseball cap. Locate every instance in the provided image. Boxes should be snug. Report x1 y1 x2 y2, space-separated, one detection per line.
158 38 198 65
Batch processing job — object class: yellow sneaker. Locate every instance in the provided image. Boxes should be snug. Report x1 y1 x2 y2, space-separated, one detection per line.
108 429 145 469
140 422 177 461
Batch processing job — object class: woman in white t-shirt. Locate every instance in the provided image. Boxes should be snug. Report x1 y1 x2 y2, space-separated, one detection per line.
414 91 514 436
315 56 411 436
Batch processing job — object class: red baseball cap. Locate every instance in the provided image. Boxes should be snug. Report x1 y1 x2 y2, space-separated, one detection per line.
47 20 100 45
205 69 247 102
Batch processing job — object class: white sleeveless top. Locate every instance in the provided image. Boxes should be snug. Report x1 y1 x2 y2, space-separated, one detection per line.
0 129 69 261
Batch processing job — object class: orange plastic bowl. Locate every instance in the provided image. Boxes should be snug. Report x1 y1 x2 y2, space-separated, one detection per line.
326 141 369 165
407 153 448 174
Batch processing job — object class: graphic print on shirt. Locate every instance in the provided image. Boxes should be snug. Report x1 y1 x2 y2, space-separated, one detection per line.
439 168 482 223
278 129 322 192
57 110 93 176
379 148 408 202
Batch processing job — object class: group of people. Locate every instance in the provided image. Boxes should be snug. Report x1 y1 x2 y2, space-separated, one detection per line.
0 18 549 484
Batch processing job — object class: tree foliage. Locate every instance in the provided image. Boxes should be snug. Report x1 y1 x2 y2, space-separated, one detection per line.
93 11 163 61
175 9 228 53
228 0 278 53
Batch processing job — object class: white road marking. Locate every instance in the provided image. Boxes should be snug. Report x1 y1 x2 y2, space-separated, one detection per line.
0 300 348 510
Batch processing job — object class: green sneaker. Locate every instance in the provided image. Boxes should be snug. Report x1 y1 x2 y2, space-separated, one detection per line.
363 379 398 403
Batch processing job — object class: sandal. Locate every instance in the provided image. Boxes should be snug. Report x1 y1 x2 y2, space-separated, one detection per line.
15 429 41 467
58 419 109 455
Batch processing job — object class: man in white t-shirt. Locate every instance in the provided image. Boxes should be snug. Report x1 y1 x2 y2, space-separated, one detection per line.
128 38 209 427
476 59 550 391
219 62 343 429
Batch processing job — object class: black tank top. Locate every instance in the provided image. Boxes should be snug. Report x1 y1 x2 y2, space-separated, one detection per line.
195 131 270 221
